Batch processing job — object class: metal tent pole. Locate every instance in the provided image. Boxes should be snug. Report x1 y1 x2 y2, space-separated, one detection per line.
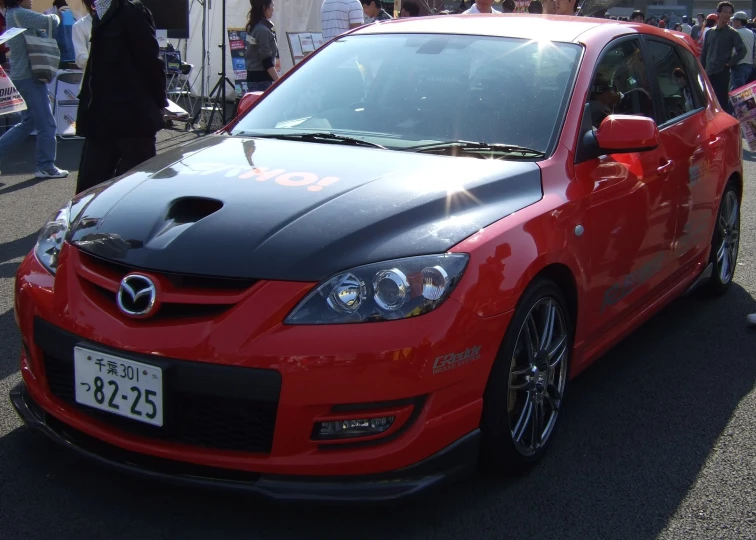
201 0 207 99
191 0 234 132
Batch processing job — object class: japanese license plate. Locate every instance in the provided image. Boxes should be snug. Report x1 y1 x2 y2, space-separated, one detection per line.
73 346 163 427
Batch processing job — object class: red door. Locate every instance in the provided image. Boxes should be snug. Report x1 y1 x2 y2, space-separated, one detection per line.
574 37 679 346
645 40 732 274
575 146 678 341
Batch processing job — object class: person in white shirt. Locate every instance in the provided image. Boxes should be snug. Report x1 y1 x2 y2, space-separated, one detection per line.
731 11 754 90
72 0 93 70
321 0 364 41
463 0 502 14
680 15 692 34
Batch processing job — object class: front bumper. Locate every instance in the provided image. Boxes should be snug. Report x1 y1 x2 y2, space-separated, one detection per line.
10 381 480 503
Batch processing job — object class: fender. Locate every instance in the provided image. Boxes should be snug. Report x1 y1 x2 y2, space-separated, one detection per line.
450 191 588 320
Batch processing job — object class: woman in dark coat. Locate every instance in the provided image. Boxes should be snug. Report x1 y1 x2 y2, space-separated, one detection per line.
75 0 167 194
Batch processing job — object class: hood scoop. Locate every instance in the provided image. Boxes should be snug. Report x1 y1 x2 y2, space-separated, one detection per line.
144 197 224 250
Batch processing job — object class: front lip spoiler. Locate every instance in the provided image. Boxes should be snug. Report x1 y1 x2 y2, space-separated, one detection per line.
10 381 480 503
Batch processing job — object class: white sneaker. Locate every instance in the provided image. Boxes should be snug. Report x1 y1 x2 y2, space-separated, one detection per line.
35 167 69 178
747 313 756 326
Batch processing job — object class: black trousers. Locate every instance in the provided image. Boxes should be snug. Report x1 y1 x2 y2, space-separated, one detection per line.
709 69 733 114
76 135 157 194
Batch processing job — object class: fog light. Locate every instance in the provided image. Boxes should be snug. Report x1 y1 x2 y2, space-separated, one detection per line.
316 416 395 439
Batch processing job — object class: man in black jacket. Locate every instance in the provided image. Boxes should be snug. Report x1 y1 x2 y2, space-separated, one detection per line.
75 0 167 194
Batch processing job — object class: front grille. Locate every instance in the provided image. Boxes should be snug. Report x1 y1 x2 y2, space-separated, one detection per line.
84 281 233 320
36 318 281 454
73 249 257 321
78 250 258 291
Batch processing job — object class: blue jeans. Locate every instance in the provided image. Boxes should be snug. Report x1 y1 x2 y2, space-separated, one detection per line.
0 77 57 171
731 63 752 91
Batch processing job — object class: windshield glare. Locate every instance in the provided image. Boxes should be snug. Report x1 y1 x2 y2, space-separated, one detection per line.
231 34 582 156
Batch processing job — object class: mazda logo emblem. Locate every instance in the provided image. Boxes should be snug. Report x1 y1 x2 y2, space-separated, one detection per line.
117 274 157 317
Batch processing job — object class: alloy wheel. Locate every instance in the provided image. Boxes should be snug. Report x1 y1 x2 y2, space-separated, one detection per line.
716 190 740 285
507 297 568 457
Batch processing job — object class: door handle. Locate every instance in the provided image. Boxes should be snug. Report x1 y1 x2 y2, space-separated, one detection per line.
708 136 723 149
657 160 675 175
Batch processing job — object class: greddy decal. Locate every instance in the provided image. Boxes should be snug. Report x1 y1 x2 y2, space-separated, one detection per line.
433 345 482 375
177 163 340 192
600 253 665 313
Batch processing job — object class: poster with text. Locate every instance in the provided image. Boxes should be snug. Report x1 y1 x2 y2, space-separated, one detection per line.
287 32 325 67
729 81 756 151
0 65 26 116
299 33 315 53
311 33 324 50
228 28 249 97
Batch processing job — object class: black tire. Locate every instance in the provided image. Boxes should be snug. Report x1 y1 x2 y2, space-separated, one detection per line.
705 181 740 295
480 278 573 475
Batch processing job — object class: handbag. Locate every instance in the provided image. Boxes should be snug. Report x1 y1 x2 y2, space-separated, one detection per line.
13 11 60 83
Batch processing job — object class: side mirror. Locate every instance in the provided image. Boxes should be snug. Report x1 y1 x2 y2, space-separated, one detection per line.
237 91 264 117
594 115 660 153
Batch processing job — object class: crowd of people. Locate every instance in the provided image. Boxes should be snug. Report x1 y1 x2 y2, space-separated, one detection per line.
315 0 755 114
623 6 756 114
0 0 167 193
0 0 748 188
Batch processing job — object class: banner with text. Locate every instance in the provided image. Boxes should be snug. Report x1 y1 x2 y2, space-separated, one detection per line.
0 65 26 116
730 81 756 151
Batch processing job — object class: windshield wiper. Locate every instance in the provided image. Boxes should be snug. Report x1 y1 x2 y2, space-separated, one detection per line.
243 132 387 149
404 140 545 158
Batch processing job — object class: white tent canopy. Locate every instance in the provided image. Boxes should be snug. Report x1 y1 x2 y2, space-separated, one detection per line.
184 0 325 100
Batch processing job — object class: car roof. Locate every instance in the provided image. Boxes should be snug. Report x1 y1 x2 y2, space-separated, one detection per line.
353 14 679 46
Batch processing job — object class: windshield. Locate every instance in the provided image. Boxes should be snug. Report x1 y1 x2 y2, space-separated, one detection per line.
231 33 582 157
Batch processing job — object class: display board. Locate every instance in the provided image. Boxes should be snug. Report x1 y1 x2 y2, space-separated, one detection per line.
730 81 756 151
161 50 182 74
228 27 251 96
286 32 324 66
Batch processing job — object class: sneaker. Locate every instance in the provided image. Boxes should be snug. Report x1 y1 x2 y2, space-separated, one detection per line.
747 313 756 326
35 167 69 178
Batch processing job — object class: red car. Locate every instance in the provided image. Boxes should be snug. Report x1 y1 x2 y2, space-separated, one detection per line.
11 15 742 501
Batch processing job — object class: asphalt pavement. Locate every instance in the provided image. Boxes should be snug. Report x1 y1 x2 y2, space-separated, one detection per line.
1 128 756 540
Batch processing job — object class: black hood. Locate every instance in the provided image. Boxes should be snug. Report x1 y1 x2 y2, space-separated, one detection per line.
68 136 542 281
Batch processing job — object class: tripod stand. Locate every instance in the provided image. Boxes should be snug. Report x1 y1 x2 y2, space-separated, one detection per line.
192 0 235 133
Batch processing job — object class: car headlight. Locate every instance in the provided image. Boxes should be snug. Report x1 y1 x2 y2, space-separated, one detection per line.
285 254 469 325
34 201 71 274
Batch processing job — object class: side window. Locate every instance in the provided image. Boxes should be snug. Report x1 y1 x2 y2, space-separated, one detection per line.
587 39 655 129
646 39 699 124
677 44 707 108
